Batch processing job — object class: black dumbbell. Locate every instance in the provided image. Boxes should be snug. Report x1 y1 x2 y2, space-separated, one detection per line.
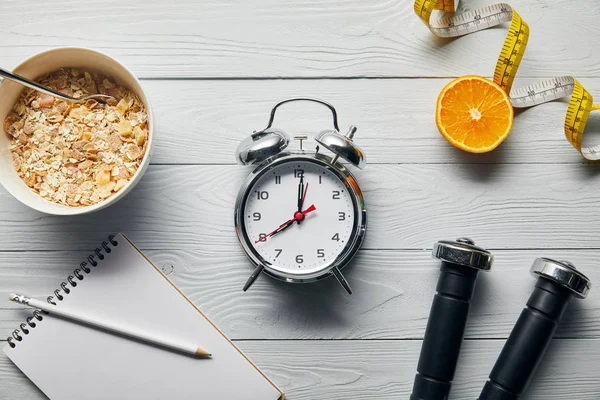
410 238 493 400
478 258 591 400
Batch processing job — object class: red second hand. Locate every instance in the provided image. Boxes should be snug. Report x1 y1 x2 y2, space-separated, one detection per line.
301 182 309 209
300 204 316 216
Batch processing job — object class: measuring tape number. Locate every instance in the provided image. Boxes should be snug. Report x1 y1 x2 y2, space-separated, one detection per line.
414 0 600 159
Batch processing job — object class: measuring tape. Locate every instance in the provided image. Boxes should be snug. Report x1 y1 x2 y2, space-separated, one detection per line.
414 0 600 159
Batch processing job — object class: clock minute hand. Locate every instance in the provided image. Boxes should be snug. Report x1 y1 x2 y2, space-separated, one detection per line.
297 174 304 213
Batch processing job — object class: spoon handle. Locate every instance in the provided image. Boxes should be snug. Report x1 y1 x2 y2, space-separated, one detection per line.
0 67 77 102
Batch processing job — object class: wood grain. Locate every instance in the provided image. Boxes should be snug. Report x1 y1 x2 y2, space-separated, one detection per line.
1 339 599 399
1 163 600 251
1 1 599 397
0 249 598 341
1 0 598 79
137 78 600 165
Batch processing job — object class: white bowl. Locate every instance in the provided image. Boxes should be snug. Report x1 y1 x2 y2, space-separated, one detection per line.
0 47 154 215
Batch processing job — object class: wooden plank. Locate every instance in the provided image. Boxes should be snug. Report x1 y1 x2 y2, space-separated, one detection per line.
1 1 598 398
1 163 600 251
139 78 600 165
1 249 597 340
2 77 596 165
1 0 598 79
1 339 599 399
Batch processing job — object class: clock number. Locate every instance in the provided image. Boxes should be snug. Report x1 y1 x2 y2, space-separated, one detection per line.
275 249 282 258
256 191 269 200
319 175 322 184
294 169 304 178
332 191 340 200
338 212 346 221
275 176 281 184
296 255 304 264
332 233 340 242
317 249 325 258
253 212 261 221
258 233 267 242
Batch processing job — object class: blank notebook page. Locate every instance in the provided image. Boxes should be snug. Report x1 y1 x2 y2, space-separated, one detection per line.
3 234 283 400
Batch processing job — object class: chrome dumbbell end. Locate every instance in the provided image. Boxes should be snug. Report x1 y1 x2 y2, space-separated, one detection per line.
478 258 591 400
410 238 493 400
530 258 591 299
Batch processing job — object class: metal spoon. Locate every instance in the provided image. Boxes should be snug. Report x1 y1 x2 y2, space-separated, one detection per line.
0 67 116 104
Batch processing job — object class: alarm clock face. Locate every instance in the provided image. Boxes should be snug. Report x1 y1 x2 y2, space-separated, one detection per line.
235 155 365 281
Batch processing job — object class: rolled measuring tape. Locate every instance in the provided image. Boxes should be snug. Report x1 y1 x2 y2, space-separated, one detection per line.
414 0 600 159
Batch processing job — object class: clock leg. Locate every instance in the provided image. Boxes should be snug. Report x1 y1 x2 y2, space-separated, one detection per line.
332 267 352 295
243 265 265 291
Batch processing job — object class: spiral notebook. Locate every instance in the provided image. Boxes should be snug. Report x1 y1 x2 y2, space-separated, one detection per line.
3 233 284 400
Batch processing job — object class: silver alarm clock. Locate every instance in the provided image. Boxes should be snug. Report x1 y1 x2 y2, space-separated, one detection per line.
234 98 367 294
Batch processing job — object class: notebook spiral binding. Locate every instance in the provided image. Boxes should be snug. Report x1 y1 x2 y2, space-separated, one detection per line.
6 235 119 349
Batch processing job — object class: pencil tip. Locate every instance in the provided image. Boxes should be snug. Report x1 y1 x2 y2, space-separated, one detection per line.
195 347 212 357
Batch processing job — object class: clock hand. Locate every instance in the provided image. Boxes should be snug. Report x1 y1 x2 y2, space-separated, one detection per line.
301 182 309 210
292 204 316 223
255 218 295 244
255 204 317 244
297 174 304 213
297 178 309 225
300 204 316 216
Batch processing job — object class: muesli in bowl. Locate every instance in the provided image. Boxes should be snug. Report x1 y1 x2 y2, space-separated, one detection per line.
0 47 154 215
5 68 148 207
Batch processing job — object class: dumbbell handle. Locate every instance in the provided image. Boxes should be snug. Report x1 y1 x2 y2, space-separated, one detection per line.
410 262 479 400
478 278 573 400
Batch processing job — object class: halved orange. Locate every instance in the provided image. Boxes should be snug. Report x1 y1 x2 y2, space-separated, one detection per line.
436 75 514 153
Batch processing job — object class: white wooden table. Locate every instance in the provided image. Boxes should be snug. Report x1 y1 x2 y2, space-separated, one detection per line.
1 1 599 398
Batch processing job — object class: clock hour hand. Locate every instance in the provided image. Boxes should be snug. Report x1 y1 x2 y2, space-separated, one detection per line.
255 218 295 244
246 204 317 291
255 204 317 244
269 219 296 239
